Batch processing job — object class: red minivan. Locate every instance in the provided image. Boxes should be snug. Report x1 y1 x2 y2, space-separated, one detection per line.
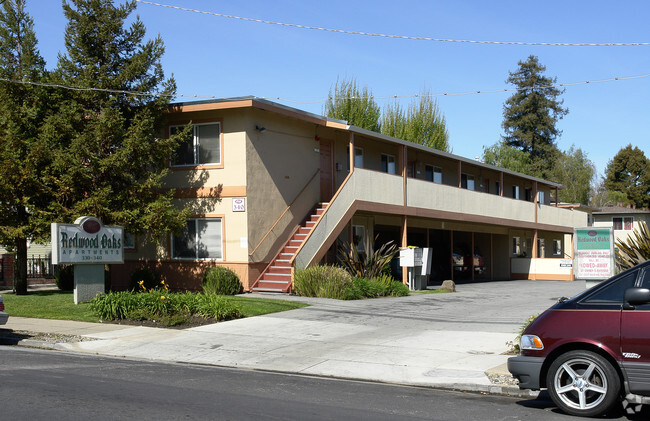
508 260 650 417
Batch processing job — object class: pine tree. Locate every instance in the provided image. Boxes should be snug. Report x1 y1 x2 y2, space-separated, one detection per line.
42 0 189 238
502 55 567 178
0 0 50 294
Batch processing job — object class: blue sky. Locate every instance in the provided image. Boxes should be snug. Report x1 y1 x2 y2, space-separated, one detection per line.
25 0 650 179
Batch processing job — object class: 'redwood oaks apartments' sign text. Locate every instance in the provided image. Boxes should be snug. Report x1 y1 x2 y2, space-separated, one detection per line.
573 227 614 280
51 216 124 265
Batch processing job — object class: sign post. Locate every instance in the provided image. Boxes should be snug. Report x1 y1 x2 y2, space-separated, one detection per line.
51 216 124 303
574 227 614 288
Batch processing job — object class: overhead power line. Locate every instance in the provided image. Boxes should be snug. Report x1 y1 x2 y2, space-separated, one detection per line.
1 73 649 103
135 0 650 47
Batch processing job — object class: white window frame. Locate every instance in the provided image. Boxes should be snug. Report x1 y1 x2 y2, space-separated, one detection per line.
537 191 545 205
381 154 396 174
513 185 520 200
171 218 223 260
171 122 222 167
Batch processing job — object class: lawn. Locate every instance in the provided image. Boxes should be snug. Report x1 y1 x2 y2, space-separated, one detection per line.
1 290 308 323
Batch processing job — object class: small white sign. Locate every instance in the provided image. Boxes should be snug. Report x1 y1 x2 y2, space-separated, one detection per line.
233 198 245 212
240 237 248 248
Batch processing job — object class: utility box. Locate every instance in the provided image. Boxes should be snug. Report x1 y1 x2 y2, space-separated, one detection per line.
400 248 433 290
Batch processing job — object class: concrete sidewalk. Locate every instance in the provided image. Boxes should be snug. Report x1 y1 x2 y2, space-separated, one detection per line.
0 280 586 397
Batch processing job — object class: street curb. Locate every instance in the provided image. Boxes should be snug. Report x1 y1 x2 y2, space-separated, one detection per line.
4 334 540 399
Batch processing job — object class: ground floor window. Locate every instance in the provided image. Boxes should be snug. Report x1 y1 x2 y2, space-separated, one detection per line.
172 218 223 259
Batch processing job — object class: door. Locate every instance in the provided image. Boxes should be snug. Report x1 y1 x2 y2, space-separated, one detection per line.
319 139 333 202
621 268 650 394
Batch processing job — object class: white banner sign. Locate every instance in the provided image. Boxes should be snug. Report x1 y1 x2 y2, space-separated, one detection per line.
51 216 124 264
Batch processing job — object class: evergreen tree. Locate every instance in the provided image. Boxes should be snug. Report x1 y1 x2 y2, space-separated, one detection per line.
382 91 449 151
0 0 50 294
324 77 381 132
502 55 567 178
43 1 189 249
604 145 650 209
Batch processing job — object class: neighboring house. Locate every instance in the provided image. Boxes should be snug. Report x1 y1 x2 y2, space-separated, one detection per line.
4 97 588 291
109 97 585 291
592 205 650 245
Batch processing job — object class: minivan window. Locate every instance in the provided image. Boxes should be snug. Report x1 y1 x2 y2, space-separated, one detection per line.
581 270 638 304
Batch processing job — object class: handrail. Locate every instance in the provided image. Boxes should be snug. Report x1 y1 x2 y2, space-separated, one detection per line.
289 169 354 267
249 169 320 257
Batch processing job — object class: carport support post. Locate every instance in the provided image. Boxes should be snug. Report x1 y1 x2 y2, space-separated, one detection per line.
401 215 408 285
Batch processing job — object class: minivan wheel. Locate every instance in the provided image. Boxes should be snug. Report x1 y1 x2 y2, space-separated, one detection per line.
546 350 621 417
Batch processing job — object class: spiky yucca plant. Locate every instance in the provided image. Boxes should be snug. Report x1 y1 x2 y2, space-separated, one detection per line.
337 237 399 279
615 221 650 270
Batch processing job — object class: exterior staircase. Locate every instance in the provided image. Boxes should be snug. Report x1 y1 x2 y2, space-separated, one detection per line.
250 203 328 293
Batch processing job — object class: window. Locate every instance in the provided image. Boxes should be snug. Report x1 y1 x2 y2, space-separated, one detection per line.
172 218 223 259
461 174 475 190
582 270 638 305
613 216 633 231
381 154 396 174
354 147 364 168
495 181 501 196
352 225 367 253
425 165 442 183
123 232 136 250
512 237 521 255
513 185 520 199
525 188 532 201
553 239 562 256
537 191 545 204
537 238 545 258
171 123 221 166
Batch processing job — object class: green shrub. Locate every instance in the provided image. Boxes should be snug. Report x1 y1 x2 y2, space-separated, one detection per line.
129 267 161 291
55 265 75 291
89 290 243 325
294 265 355 299
386 280 410 297
202 266 242 295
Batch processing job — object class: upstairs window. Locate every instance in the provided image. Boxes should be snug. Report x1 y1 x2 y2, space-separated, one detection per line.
425 165 442 183
171 123 221 166
381 154 396 174
354 147 364 168
513 185 520 199
495 181 501 196
537 191 545 204
461 173 475 190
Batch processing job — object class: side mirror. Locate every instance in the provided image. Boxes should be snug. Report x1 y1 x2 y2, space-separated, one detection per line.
624 288 650 308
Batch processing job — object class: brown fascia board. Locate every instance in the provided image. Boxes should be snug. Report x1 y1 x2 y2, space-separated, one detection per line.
167 97 561 190
167 96 349 130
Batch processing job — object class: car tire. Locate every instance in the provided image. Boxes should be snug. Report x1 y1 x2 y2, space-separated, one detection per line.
546 350 621 417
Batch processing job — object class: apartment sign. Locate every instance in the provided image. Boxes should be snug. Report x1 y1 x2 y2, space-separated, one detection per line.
574 227 614 280
51 216 124 264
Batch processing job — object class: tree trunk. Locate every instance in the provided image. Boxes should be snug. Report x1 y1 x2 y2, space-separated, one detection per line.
14 237 28 295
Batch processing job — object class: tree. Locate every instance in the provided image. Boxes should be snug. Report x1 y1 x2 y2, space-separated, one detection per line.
550 146 595 205
0 0 51 294
381 91 449 151
604 145 650 209
324 77 381 132
482 140 537 176
502 55 567 178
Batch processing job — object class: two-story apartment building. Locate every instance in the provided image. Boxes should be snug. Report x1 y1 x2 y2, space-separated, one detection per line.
592 205 650 245
101 97 587 292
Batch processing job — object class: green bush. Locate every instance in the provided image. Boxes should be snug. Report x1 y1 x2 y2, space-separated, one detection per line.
89 290 243 325
202 266 242 295
55 265 75 291
129 267 161 291
294 265 355 299
386 280 410 297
